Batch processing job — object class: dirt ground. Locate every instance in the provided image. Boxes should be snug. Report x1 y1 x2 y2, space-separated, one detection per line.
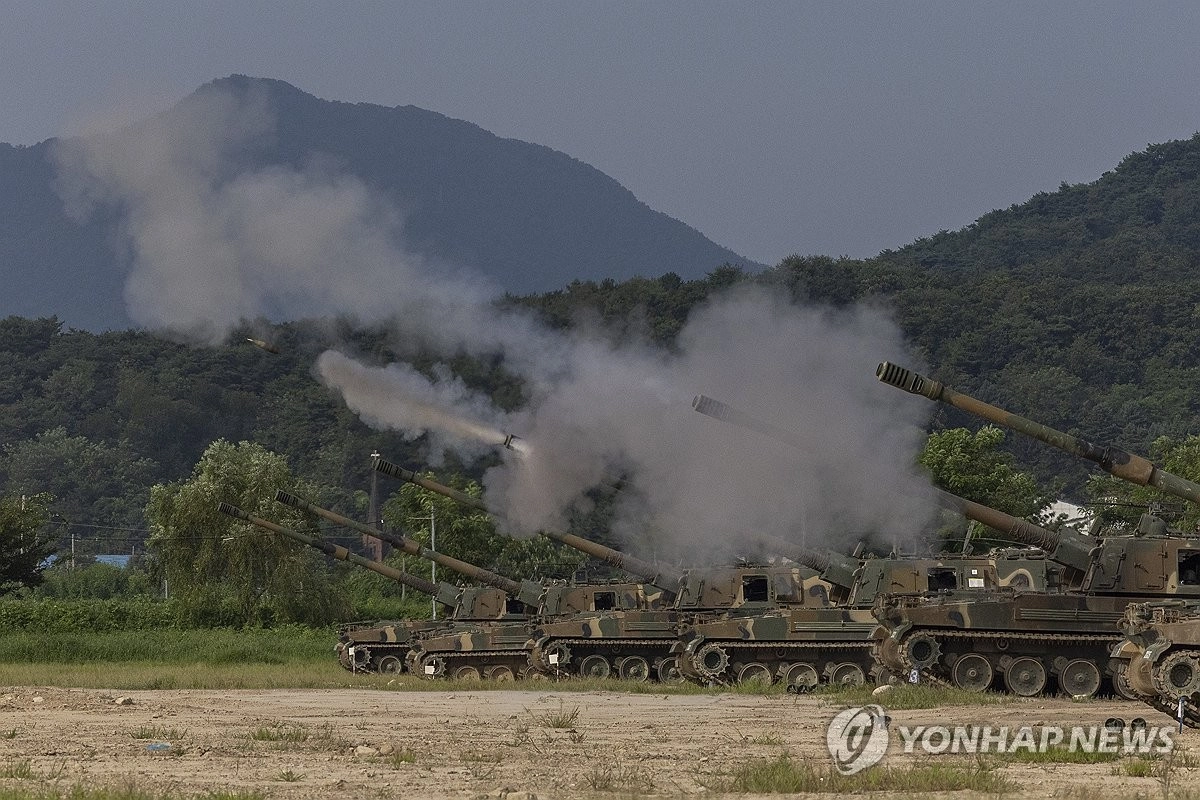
0 686 1193 799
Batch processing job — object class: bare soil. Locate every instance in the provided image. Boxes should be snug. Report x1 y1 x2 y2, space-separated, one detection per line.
0 687 1192 798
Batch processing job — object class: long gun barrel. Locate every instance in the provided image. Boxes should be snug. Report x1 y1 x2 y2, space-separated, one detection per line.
217 501 459 608
936 490 1094 574
372 456 684 590
273 490 540 605
877 361 1200 506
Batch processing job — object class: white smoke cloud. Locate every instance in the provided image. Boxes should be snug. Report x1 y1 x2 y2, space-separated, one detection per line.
54 79 938 561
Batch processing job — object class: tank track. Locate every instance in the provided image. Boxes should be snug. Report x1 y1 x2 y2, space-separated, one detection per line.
881 629 1121 695
681 639 873 687
530 637 676 678
414 648 533 680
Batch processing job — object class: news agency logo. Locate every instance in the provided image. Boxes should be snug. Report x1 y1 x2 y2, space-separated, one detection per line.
826 706 1175 774
826 705 890 775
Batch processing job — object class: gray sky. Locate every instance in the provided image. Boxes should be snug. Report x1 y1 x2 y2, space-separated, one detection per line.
6 1 1200 265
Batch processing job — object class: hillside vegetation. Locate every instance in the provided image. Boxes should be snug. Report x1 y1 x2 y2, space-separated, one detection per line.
3 133 1200 586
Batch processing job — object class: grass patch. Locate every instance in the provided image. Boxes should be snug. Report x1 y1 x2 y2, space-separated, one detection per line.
1119 758 1156 777
248 723 308 743
461 751 500 778
535 700 580 728
0 760 36 780
817 683 1014 710
129 726 186 741
0 629 329 665
1000 745 1120 764
583 763 656 792
716 755 1013 793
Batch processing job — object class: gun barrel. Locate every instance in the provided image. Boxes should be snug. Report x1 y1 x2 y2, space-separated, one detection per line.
216 502 448 602
878 361 1200 506
934 489 1093 574
273 491 523 597
371 456 684 588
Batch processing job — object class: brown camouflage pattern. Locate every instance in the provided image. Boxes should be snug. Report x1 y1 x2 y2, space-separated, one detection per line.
674 550 1055 687
872 529 1200 698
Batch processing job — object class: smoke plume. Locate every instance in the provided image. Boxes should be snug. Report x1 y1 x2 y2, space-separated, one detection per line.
55 79 937 562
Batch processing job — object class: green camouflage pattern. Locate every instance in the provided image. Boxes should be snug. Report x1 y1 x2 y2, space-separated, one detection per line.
525 564 831 682
675 550 1053 688
400 580 669 681
1114 599 1200 725
871 526 1200 698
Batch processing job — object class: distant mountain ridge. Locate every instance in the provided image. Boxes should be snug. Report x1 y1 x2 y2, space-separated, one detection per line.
0 75 760 331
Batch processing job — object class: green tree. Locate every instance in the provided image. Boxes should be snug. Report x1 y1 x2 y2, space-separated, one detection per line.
1086 435 1200 532
919 426 1048 517
1 427 159 541
0 492 57 595
380 473 504 581
145 439 348 626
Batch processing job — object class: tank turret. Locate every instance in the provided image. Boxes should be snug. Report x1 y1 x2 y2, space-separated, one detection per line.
274 490 543 608
372 456 684 592
877 361 1200 506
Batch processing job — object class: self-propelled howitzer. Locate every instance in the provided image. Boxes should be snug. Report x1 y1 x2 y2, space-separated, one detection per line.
217 502 496 672
871 499 1200 698
674 537 1058 689
1115 600 1200 725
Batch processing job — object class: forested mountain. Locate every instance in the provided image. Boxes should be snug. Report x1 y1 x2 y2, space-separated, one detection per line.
5 130 1200 559
0 76 758 331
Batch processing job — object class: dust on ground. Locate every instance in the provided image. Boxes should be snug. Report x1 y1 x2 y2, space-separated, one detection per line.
0 687 1190 798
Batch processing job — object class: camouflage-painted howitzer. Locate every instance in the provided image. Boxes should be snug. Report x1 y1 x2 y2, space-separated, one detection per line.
525 563 833 683
874 363 1200 698
217 501 527 673
675 543 1059 689
1113 600 1200 725
867 511 1179 699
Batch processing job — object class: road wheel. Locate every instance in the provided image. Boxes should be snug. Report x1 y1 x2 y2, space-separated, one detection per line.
618 656 651 682
656 657 684 684
452 664 481 681
829 662 866 687
951 653 993 692
579 654 612 679
486 665 515 682
1059 659 1101 698
1004 657 1047 696
376 655 403 674
736 662 774 686
780 662 819 692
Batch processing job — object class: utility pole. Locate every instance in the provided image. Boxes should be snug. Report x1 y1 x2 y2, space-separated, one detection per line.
365 450 383 561
410 512 437 619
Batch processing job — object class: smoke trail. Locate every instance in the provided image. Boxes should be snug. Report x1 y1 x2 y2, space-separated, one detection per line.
54 78 938 560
